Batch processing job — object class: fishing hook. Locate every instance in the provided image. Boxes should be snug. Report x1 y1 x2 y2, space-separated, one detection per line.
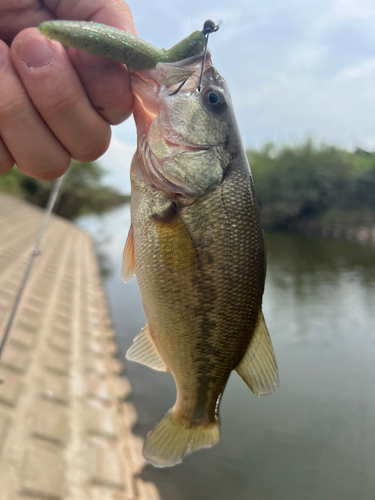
170 20 221 96
197 20 221 92
169 76 190 96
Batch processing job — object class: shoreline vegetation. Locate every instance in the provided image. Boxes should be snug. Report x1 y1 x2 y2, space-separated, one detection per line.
0 160 130 220
248 141 375 245
1 141 374 245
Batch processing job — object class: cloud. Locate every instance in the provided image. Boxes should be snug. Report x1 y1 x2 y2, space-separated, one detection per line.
335 58 375 81
287 44 326 70
238 58 375 152
317 0 375 26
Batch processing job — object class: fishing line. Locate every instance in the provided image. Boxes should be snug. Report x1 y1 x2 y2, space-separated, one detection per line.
0 174 65 374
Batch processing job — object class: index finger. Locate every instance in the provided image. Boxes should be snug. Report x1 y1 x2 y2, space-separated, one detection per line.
44 0 136 34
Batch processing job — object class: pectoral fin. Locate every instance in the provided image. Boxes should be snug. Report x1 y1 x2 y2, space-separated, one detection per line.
126 323 167 371
235 311 279 396
121 225 135 283
155 207 198 271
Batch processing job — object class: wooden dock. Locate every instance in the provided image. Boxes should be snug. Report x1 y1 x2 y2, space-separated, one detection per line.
0 194 159 500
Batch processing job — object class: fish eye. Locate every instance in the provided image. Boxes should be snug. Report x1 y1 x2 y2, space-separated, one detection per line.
203 88 227 113
208 92 219 104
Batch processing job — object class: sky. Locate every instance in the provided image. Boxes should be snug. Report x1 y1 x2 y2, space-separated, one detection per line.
99 0 375 193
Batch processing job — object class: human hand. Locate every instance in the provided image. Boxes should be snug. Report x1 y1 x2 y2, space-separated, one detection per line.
0 0 136 179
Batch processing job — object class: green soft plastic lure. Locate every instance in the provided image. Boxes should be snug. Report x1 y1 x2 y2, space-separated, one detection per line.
38 20 215 69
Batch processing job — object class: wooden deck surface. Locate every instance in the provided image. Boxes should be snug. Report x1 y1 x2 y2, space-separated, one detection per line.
0 194 159 500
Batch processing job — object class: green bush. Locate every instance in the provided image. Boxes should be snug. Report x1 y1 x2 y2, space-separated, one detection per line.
248 141 375 232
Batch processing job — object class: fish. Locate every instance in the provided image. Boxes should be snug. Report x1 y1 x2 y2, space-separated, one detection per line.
122 52 279 467
38 20 279 468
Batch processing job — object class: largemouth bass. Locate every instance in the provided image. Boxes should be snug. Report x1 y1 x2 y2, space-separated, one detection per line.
123 53 279 467
38 19 279 468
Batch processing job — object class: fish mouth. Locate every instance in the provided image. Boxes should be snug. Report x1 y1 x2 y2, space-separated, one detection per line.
132 77 213 157
131 72 159 121
130 53 214 151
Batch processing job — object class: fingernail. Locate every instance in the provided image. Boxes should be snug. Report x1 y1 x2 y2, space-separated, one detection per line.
18 35 52 69
78 51 108 72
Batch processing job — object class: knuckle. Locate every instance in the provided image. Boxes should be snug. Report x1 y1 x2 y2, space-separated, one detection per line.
0 91 29 123
43 88 82 120
99 88 133 125
36 155 71 181
73 142 108 163
19 151 71 181
108 107 132 126
72 127 111 163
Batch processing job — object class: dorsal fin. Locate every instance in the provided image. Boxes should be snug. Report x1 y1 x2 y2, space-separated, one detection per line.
121 224 135 283
235 311 279 396
126 323 167 371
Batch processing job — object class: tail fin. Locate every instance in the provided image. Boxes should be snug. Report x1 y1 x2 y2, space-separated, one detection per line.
143 410 220 468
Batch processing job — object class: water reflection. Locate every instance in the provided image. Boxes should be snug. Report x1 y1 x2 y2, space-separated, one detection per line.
78 206 375 500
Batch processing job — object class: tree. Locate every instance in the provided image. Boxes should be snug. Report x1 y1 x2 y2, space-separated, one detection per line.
0 160 129 220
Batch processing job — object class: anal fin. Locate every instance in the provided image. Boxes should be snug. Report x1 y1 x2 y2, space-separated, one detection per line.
235 311 279 396
126 323 167 371
121 224 135 283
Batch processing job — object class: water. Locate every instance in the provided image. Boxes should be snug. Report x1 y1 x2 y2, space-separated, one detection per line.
78 205 375 500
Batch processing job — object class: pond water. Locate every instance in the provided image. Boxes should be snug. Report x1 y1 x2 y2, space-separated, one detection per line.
78 205 375 500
